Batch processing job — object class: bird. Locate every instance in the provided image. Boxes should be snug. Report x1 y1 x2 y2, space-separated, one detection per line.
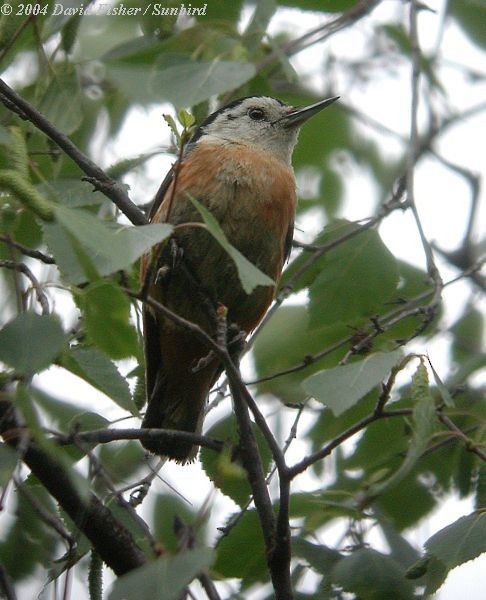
140 94 339 462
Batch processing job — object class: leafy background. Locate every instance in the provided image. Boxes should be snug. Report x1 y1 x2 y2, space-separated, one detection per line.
0 0 485 598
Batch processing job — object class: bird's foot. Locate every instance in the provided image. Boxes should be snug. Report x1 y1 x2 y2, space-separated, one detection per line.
170 238 184 269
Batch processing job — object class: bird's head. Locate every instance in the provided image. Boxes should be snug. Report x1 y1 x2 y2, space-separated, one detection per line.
187 95 339 163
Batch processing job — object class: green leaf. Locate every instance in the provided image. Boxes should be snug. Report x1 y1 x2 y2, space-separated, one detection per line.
61 345 135 414
331 548 416 600
306 222 399 327
292 538 343 575
200 415 272 507
101 495 153 557
0 313 66 376
46 205 172 283
0 443 19 487
428 359 455 408
451 307 484 363
449 0 486 49
376 512 420 570
152 493 206 554
108 548 215 600
302 350 403 416
37 179 105 208
308 392 379 451
106 152 162 180
12 208 43 247
200 0 243 21
342 404 408 473
31 387 105 431
421 555 450 596
106 57 256 108
163 113 181 144
43 220 88 283
31 386 109 461
476 465 486 509
177 108 195 130
369 362 436 497
98 442 146 485
252 305 350 403
39 68 84 135
190 198 274 294
77 280 139 359
290 489 360 531
0 477 58 581
425 511 486 571
376 471 437 532
214 509 267 584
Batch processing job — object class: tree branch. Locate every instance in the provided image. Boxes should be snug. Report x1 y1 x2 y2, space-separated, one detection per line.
227 369 291 599
0 78 148 226
256 0 383 70
0 234 56 264
227 376 293 595
437 411 486 462
406 1 442 299
57 426 224 454
287 408 411 479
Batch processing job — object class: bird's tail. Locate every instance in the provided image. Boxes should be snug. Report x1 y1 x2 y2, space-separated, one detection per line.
141 384 206 463
141 306 222 462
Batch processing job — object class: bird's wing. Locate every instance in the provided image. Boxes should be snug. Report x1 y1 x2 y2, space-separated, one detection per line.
143 166 175 404
283 219 294 264
148 165 175 220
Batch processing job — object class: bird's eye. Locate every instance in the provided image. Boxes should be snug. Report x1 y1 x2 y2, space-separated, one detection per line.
248 108 265 121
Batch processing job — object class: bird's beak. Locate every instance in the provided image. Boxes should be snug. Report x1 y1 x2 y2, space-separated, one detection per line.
279 96 340 128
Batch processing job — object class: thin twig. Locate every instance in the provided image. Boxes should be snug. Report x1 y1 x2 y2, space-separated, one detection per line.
0 259 49 314
0 563 17 600
256 0 382 71
0 16 33 64
437 412 486 462
76 436 159 555
287 409 412 478
198 573 222 600
14 475 76 550
0 235 56 264
406 1 443 302
61 565 72 600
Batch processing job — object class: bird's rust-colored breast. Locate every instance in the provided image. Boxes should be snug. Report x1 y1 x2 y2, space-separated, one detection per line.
154 140 296 249
145 140 297 333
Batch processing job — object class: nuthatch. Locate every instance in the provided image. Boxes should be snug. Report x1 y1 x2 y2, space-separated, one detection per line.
140 95 339 462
